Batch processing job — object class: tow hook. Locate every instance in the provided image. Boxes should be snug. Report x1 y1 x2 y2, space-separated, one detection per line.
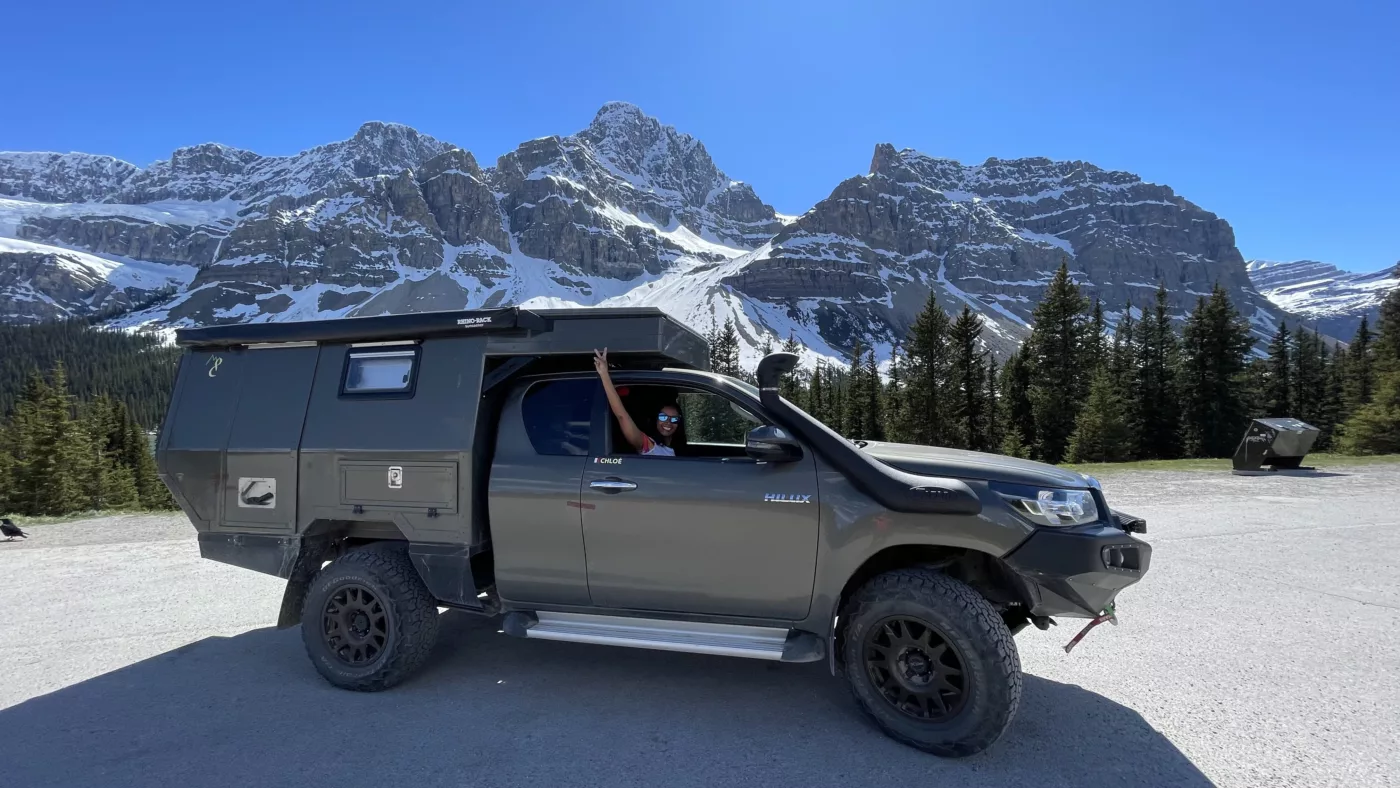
1062 603 1117 654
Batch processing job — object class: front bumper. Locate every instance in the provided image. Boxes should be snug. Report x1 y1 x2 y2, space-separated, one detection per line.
1002 522 1152 618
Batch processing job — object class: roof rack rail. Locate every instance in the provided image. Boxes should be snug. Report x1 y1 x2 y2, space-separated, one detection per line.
175 307 547 348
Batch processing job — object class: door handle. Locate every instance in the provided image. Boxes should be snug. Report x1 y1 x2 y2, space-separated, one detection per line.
590 478 637 493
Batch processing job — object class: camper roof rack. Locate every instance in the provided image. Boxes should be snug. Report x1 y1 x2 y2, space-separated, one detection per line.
173 306 711 370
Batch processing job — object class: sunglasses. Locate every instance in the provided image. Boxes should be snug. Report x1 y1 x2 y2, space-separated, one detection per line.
657 413 682 424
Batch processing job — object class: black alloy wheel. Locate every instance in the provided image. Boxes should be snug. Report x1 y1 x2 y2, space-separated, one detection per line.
323 583 390 666
864 615 967 722
841 568 1021 757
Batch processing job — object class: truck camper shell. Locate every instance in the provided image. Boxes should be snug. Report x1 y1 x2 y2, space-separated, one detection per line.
158 307 706 610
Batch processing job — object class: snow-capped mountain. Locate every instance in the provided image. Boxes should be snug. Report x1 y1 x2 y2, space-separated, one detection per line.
0 236 193 323
2 103 1292 366
1247 259 1400 340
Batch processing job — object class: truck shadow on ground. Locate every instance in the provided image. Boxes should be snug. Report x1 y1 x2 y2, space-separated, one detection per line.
2 611 1212 788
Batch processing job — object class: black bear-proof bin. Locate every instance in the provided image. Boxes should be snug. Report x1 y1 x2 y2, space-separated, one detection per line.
1232 418 1320 473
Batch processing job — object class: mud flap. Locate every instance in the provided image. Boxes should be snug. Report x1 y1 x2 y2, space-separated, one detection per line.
275 536 335 629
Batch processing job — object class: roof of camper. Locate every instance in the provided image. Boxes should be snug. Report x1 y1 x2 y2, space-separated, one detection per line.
173 307 711 370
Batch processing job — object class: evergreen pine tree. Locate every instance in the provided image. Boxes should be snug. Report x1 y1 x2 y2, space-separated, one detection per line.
1110 304 1141 457
27 364 93 515
5 373 48 515
999 344 1035 455
984 357 1003 453
902 293 952 446
842 339 873 438
947 307 989 451
1133 283 1183 460
1067 367 1132 463
1264 322 1292 417
1241 358 1270 419
1342 315 1375 414
1337 371 1400 455
1376 287 1400 367
78 396 135 511
1315 343 1345 451
778 334 806 408
1112 303 1137 386
125 420 170 509
829 367 847 436
1291 325 1325 427
1179 284 1253 457
710 318 743 378
864 348 884 441
806 363 828 426
1336 287 1400 454
1026 261 1091 463
1087 296 1107 371
884 344 907 442
0 420 15 514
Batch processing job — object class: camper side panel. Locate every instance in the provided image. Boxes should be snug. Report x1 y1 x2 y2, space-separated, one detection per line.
220 346 319 533
298 336 485 544
159 348 244 531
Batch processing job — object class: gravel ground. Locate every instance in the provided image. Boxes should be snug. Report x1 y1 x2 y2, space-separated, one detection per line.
2 464 1398 788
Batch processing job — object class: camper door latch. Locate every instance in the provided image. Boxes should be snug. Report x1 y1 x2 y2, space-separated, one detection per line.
427 508 439 519
352 505 365 515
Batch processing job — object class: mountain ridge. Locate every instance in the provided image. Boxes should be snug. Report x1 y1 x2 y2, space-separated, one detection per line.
1246 258 1400 339
1 103 1299 366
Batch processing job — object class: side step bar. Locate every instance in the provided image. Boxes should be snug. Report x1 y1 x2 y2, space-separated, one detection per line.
503 611 824 662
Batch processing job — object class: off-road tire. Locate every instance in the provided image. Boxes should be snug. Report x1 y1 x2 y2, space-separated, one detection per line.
301 542 440 692
841 568 1022 757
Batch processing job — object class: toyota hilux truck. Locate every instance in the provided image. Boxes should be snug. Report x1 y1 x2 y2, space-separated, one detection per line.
157 306 1151 757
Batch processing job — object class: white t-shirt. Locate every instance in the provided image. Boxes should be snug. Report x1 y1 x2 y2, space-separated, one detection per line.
642 437 675 456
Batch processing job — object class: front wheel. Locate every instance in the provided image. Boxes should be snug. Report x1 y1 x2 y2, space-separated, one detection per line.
841 568 1022 757
301 542 441 692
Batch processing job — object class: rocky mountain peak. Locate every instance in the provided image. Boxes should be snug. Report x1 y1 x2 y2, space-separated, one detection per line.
577 102 724 209
0 151 139 203
868 143 901 176
166 143 260 176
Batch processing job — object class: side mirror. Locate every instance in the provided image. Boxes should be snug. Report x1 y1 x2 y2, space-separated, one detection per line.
746 425 803 463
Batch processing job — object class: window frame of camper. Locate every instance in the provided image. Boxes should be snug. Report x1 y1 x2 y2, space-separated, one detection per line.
338 342 423 399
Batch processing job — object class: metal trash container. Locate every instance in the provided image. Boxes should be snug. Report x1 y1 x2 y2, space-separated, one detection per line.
1232 418 1320 474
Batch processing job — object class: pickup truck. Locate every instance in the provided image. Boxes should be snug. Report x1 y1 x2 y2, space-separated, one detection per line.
157 306 1151 757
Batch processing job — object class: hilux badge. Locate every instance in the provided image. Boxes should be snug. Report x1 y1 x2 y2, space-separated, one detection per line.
764 493 811 504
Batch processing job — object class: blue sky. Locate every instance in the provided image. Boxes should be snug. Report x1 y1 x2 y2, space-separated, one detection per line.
6 0 1396 271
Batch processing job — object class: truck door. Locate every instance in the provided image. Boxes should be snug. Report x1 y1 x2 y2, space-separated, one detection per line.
487 377 597 607
580 382 820 620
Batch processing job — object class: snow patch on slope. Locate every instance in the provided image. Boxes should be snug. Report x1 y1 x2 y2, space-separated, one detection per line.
0 236 196 291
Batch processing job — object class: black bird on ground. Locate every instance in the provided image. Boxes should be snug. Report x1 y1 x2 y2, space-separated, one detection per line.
1 519 28 540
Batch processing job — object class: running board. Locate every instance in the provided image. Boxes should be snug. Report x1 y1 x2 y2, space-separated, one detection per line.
503 611 824 662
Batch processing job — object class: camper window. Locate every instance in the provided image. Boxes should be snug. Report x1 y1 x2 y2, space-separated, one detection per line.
342 349 419 396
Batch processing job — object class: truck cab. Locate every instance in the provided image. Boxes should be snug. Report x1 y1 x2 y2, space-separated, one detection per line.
157 306 1152 758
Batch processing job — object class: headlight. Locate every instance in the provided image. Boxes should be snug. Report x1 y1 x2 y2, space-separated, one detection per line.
991 482 1100 527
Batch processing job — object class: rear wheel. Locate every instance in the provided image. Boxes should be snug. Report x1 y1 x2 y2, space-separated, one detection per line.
841 568 1021 757
301 542 440 692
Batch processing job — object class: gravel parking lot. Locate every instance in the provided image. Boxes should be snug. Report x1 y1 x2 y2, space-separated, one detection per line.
3 464 1398 788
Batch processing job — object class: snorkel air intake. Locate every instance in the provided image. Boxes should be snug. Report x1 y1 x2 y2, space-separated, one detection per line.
755 352 981 516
